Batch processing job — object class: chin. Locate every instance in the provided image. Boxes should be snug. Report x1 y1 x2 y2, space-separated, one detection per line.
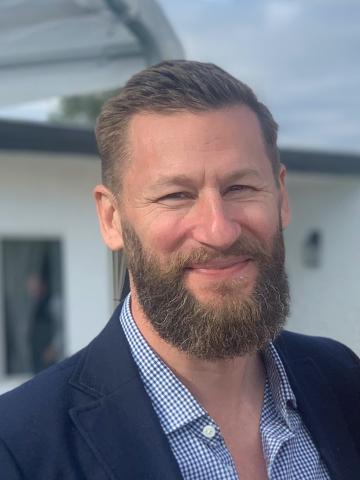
188 279 254 306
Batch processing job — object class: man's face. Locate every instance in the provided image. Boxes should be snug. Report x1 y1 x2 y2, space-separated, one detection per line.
99 106 291 358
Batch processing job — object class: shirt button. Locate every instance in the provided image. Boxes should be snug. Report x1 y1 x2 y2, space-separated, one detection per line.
202 425 216 439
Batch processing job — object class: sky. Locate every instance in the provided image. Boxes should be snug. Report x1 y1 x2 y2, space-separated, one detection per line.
1 0 359 154
158 0 360 153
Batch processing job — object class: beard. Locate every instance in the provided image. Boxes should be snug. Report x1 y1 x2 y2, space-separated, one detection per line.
122 220 290 361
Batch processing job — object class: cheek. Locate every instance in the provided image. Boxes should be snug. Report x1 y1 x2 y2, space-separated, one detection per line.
139 215 187 254
240 205 280 246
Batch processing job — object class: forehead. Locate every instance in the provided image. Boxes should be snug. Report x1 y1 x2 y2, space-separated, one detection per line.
124 106 271 183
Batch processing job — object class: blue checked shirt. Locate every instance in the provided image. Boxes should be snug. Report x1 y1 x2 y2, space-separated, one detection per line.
120 295 330 479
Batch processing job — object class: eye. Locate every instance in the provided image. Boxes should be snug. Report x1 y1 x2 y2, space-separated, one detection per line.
158 191 193 201
226 185 255 193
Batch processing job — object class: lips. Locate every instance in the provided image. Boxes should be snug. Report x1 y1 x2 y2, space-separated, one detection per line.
187 256 252 271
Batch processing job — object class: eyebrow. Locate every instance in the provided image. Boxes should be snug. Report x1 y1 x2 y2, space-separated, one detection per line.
150 169 262 190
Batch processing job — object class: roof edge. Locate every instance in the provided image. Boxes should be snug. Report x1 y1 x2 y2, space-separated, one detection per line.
0 119 359 174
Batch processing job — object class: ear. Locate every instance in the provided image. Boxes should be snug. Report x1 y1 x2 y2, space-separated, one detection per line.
93 185 124 250
278 165 291 230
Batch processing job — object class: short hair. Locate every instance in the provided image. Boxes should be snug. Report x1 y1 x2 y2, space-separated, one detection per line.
95 60 280 193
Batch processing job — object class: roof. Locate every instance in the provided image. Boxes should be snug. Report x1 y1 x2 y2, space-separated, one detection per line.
279 148 360 176
0 119 97 156
0 0 184 106
1 119 359 175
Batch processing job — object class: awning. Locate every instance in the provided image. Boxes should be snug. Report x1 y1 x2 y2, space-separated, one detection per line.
0 0 184 106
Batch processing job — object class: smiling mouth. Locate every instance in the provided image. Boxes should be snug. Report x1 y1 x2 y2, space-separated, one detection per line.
185 256 253 275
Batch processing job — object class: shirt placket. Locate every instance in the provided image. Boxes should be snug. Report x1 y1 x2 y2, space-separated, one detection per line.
189 416 240 480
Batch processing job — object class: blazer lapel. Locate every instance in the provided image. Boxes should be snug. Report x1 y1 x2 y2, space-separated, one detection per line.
275 334 360 480
68 306 182 480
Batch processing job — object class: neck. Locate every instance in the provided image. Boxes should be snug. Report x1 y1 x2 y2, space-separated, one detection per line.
129 293 266 423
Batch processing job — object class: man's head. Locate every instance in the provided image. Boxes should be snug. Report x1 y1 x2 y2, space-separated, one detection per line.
95 60 280 194
94 60 291 360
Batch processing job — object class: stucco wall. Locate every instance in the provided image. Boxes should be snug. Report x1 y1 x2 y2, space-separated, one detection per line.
0 152 111 393
285 172 360 354
0 156 359 393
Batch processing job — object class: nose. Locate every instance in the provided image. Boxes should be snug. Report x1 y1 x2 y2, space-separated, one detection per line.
190 192 241 250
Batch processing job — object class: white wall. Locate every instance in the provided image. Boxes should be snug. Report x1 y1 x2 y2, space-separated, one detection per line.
0 151 112 393
285 172 360 354
0 156 359 394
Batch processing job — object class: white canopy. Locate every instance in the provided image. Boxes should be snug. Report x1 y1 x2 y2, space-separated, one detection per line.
0 0 184 106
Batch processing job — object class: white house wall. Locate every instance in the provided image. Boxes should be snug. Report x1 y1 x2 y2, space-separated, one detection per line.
0 152 111 392
285 172 360 354
0 158 359 394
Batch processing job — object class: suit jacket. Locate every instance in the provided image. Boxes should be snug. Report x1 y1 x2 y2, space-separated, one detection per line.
0 302 359 480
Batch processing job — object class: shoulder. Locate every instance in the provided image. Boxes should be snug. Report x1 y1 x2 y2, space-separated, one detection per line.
0 346 94 457
0 304 127 442
0 350 85 430
275 330 360 404
0 348 96 478
0 303 126 428
276 330 360 369
0 307 129 477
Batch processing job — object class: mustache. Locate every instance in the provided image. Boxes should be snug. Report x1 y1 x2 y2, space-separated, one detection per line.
121 219 278 278
165 235 271 272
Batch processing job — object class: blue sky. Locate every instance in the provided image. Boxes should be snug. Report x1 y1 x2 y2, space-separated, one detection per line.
1 0 359 153
158 0 360 153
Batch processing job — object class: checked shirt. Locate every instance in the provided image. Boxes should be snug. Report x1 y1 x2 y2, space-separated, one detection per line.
120 295 330 479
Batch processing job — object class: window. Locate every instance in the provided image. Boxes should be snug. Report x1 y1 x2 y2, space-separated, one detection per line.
1 239 64 375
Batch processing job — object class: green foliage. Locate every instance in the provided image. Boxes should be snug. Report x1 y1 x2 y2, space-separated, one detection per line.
49 89 118 126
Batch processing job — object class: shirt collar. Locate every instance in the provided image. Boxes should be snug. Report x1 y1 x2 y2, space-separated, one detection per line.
262 341 298 428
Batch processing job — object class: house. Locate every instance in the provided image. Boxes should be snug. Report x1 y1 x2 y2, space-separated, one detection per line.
1 0 359 394
1 120 359 394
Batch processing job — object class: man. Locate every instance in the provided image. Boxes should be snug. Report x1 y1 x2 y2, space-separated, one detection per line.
0 60 359 479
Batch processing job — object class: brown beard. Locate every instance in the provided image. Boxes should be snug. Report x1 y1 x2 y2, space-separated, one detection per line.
122 220 290 360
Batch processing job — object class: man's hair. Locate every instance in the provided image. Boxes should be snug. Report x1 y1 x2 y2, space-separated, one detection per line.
95 60 280 193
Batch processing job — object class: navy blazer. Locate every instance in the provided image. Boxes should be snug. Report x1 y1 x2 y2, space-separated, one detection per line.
0 302 359 479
